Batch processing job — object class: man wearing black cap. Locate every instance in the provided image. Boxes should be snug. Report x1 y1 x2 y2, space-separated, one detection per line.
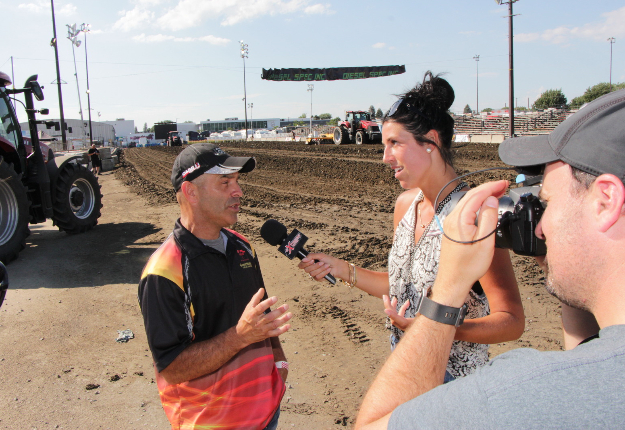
138 143 292 430
354 90 625 429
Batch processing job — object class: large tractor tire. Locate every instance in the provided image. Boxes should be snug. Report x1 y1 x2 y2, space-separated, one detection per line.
0 160 30 264
355 130 369 145
52 163 102 234
333 126 350 145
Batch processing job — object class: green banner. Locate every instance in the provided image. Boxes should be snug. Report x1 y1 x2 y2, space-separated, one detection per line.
261 65 406 81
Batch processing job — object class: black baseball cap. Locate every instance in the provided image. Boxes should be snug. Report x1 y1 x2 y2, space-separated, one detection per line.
171 143 256 191
499 89 625 180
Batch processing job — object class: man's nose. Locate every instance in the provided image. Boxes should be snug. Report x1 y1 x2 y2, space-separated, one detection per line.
535 220 545 240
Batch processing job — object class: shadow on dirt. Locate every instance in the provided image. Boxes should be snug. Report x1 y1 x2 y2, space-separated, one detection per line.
7 221 162 290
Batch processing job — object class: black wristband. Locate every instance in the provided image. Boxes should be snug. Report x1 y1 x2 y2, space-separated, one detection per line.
418 296 467 327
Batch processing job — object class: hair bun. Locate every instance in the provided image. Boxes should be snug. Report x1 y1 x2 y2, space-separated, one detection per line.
430 75 455 111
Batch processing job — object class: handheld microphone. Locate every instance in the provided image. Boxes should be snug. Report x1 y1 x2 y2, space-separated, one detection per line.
260 219 336 284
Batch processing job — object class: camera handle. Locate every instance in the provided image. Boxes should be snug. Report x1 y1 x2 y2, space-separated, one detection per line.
432 167 517 245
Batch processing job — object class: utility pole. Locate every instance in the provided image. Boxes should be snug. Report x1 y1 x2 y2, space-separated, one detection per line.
496 0 518 138
608 37 615 91
473 55 480 114
50 0 68 149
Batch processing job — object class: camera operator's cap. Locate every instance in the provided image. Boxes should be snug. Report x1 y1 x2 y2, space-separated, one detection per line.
171 143 255 191
499 89 625 180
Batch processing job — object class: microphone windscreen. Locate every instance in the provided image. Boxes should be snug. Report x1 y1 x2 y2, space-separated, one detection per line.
260 219 287 246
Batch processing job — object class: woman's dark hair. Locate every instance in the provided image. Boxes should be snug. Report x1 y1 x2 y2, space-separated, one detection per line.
383 71 456 166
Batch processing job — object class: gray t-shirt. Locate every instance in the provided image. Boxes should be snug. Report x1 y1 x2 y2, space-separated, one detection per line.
199 231 227 254
389 324 625 429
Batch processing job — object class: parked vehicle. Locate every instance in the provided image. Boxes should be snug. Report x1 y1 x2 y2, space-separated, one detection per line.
0 72 102 264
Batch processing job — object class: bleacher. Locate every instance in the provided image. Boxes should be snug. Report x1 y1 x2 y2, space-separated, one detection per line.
454 109 572 136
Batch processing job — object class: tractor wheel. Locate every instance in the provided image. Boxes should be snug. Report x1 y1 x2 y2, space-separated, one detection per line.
333 127 349 145
0 159 30 264
355 130 368 145
52 163 102 234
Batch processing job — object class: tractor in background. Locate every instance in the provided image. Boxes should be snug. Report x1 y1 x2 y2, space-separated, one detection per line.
333 111 382 145
0 72 102 264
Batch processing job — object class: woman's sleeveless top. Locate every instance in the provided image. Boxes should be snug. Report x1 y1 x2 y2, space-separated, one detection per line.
387 183 490 378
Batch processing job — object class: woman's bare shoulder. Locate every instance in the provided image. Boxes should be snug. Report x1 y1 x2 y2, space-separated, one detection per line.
393 188 421 229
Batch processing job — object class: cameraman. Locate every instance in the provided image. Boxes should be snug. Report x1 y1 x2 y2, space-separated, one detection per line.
355 89 625 429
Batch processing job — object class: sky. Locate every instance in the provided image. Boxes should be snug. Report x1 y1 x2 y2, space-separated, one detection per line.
2 0 624 129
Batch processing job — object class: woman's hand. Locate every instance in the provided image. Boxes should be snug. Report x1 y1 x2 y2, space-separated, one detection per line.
298 253 349 282
383 295 413 331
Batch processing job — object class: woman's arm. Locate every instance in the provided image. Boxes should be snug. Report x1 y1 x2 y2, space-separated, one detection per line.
299 254 390 298
453 248 525 343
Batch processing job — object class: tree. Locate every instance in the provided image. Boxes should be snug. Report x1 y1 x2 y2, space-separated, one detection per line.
329 117 341 126
463 104 472 114
298 113 307 118
319 113 332 119
533 89 567 110
376 108 384 118
369 105 376 118
134 126 138 133
158 120 175 124
481 108 493 113
142 122 148 132
292 120 305 126
569 82 625 109
184 120 194 123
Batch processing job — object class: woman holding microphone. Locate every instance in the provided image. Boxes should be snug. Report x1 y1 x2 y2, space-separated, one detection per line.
299 71 524 382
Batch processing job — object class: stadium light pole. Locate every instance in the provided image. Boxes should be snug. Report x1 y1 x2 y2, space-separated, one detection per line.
608 37 615 91
78 23 94 145
495 0 518 138
50 0 68 149
473 55 480 114
248 102 253 133
307 84 314 136
67 24 86 147
240 41 249 140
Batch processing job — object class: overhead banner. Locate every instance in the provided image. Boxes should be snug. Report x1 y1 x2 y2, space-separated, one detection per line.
261 65 406 82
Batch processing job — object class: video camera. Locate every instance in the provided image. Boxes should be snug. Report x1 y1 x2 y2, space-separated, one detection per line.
450 172 546 256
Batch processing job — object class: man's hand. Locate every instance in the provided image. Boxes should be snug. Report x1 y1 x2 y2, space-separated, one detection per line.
433 180 509 304
234 289 292 349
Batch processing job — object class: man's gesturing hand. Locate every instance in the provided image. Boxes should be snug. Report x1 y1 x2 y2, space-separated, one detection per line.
235 289 292 348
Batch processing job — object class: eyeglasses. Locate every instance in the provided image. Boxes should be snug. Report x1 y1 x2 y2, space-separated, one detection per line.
387 98 434 123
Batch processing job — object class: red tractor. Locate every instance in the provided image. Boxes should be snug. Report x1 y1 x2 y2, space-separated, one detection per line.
332 111 382 145
0 72 102 264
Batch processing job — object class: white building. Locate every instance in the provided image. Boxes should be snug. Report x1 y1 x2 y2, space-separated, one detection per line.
21 119 116 149
101 119 135 139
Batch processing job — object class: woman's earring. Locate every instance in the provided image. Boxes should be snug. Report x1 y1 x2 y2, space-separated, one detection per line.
426 147 432 153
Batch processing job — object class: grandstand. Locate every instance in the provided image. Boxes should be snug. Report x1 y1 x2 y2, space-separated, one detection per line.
453 109 573 136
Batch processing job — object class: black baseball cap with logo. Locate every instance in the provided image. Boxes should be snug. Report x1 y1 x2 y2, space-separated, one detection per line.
499 89 625 180
171 143 256 191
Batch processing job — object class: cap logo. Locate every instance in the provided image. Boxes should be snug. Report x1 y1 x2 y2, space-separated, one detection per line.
213 147 226 156
182 162 201 178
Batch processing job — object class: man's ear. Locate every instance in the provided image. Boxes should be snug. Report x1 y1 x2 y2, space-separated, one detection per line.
591 174 625 233
180 181 197 203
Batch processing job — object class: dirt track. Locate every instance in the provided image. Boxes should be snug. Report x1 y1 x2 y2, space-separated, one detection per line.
0 141 563 429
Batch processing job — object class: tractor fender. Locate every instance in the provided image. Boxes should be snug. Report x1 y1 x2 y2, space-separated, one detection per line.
46 153 88 205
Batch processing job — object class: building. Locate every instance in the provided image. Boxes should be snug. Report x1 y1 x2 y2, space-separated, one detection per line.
20 119 115 149
101 119 135 139
199 117 329 133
